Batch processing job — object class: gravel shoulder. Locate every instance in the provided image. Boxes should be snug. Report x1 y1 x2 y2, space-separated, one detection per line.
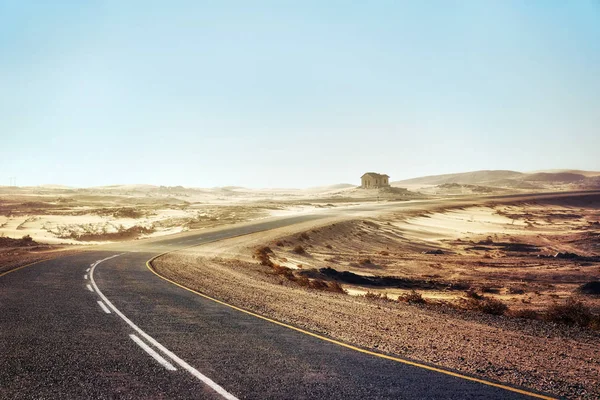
153 220 600 399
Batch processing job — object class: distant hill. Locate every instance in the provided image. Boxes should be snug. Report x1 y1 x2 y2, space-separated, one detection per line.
392 170 523 186
309 183 355 191
39 184 75 189
393 169 600 191
523 172 587 183
531 169 600 177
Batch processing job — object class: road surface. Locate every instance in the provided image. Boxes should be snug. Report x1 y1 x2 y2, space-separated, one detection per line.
2 193 579 399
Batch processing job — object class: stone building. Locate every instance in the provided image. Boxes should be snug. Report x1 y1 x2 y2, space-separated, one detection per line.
361 172 390 189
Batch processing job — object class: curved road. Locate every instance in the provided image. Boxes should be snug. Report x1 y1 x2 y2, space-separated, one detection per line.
2 194 582 399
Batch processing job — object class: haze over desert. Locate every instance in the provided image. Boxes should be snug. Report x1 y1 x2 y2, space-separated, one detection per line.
2 1 600 399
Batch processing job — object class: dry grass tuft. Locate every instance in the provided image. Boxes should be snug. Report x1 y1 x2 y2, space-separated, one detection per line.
363 292 393 302
398 290 426 304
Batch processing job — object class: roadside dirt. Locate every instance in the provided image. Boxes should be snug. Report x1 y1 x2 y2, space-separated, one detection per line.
0 242 82 275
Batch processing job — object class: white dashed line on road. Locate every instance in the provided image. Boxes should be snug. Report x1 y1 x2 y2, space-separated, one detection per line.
97 300 111 314
86 284 94 292
84 274 88 280
130 334 177 371
90 254 238 400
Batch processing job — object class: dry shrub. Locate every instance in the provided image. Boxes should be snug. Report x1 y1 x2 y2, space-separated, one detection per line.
464 297 508 315
271 264 294 280
298 232 310 241
70 225 154 241
293 245 306 254
508 287 526 295
270 263 345 294
0 234 37 248
398 290 426 304
294 275 310 287
379 251 389 256
481 286 500 294
479 298 508 315
544 297 593 327
325 244 333 249
363 291 383 300
363 292 392 301
510 309 540 320
255 246 274 266
465 289 483 300
308 279 328 290
359 258 372 265
112 207 144 219
325 281 346 294
275 241 284 247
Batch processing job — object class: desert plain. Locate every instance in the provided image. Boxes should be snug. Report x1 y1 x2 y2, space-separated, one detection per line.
2 169 600 398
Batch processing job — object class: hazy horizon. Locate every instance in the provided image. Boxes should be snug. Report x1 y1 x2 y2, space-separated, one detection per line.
2 1 599 188
2 167 599 190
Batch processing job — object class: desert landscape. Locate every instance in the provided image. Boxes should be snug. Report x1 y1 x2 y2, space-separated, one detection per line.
2 170 600 398
152 190 600 398
3 4 598 398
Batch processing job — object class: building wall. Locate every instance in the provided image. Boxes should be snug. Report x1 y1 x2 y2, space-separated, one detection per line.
361 175 390 189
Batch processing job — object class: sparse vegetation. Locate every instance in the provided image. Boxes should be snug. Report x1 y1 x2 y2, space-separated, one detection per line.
293 245 306 254
398 290 426 304
509 308 540 320
463 296 508 315
465 289 483 300
363 291 391 301
298 232 310 241
0 234 37 248
52 224 155 241
544 297 598 329
269 263 345 293
111 207 145 219
255 246 274 266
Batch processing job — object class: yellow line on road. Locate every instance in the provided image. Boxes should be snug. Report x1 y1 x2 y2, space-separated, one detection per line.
0 259 48 278
146 253 556 400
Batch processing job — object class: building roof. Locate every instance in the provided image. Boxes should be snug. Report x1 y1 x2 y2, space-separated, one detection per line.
361 172 390 178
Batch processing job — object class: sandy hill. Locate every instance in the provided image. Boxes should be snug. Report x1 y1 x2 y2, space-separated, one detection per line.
523 172 587 183
393 169 600 191
392 170 523 186
532 169 600 177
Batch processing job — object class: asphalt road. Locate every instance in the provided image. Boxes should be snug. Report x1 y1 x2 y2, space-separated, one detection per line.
2 193 584 399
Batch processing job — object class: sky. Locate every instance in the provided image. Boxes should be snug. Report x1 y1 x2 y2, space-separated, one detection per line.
1 1 599 188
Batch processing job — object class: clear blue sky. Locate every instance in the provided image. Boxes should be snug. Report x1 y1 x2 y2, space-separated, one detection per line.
1 1 599 188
